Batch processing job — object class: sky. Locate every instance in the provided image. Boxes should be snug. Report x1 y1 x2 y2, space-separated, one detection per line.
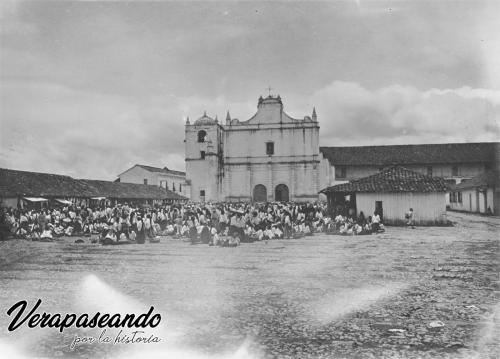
1 0 499 180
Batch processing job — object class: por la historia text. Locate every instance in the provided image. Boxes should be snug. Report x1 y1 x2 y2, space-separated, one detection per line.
70 329 161 350
6 299 161 333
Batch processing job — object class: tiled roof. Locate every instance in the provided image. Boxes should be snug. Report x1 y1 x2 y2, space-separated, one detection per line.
0 168 97 198
136 164 166 173
320 166 449 194
124 164 186 176
451 170 499 191
162 167 186 176
320 142 499 166
80 180 186 200
0 167 187 201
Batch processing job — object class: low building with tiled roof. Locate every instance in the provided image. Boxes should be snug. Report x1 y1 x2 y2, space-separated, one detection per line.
80 179 187 204
448 170 499 215
319 141 499 190
0 167 187 209
318 142 499 206
320 166 449 225
0 168 98 208
117 164 189 199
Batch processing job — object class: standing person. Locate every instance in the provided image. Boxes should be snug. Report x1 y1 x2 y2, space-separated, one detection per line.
372 212 381 233
144 214 155 240
406 208 415 229
136 215 145 244
284 211 292 239
120 213 129 240
188 216 198 244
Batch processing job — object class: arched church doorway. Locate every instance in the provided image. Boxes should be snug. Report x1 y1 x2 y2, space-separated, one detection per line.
275 184 289 202
253 184 267 202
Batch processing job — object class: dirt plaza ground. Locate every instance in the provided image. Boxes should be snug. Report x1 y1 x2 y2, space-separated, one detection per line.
0 212 498 359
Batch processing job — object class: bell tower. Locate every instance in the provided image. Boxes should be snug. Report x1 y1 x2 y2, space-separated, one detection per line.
185 112 223 202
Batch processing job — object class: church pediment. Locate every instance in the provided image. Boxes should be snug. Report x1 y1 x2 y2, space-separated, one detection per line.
237 95 311 125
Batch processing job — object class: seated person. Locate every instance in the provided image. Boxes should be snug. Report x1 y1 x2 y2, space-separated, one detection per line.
181 224 189 236
272 225 283 239
228 233 240 247
64 225 74 237
40 225 53 239
105 229 117 241
164 224 175 235
210 227 220 246
263 226 274 240
219 234 229 247
200 225 210 244
53 224 65 237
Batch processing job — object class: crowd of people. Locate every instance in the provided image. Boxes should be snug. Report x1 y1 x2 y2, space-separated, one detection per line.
0 201 388 245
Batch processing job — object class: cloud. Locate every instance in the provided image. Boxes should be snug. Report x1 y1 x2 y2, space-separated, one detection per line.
0 79 259 180
0 80 185 179
309 81 500 146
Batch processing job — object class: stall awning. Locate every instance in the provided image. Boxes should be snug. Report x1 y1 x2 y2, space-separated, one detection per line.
55 199 72 205
23 197 48 202
91 197 106 200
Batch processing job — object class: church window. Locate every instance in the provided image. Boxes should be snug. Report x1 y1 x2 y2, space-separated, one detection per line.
427 166 433 176
452 166 459 176
335 166 347 179
200 190 205 197
200 151 206 159
179 184 182 192
172 183 176 191
458 192 462 203
266 142 274 156
143 179 148 185
198 130 207 143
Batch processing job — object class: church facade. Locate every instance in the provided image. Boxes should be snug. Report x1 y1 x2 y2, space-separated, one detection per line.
185 95 320 202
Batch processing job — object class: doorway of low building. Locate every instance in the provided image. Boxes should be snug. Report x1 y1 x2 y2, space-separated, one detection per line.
253 184 267 202
476 190 480 212
375 201 383 221
275 184 289 202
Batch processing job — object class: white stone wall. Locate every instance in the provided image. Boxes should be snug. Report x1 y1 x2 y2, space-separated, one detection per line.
450 187 496 214
356 192 447 225
224 125 319 158
119 166 158 186
222 123 320 202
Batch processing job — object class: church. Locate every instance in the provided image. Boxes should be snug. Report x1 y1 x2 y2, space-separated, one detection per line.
185 94 321 202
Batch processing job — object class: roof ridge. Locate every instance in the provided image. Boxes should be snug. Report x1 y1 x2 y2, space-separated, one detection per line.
0 167 74 179
320 141 500 149
321 165 448 194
